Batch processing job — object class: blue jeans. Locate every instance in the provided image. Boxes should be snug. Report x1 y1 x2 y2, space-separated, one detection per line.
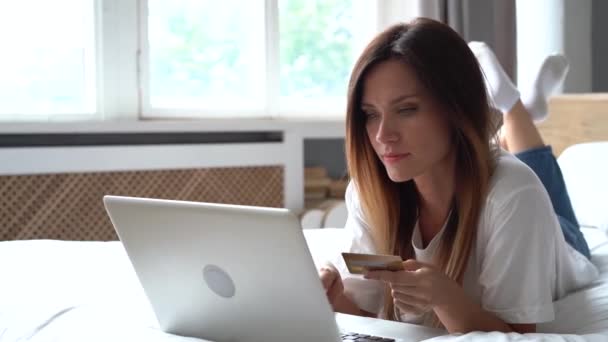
515 146 591 259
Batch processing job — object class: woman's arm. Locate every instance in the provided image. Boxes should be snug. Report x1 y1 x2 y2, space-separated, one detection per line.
434 293 535 333
365 260 537 334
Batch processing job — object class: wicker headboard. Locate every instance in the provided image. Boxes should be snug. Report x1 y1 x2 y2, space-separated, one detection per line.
539 93 608 156
0 141 290 241
0 167 283 241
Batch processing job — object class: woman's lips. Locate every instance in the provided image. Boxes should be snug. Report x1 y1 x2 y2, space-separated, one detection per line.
382 153 411 164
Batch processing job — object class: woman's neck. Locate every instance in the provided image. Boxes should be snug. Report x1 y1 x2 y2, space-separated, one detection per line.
414 152 456 246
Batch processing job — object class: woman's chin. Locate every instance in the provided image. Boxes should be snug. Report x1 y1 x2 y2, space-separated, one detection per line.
387 171 414 183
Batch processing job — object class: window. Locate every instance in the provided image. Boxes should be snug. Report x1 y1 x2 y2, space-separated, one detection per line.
145 0 266 115
277 0 376 116
142 0 376 119
0 0 97 120
1 1 413 122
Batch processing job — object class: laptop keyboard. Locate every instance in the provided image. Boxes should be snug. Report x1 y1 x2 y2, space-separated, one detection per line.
340 332 395 341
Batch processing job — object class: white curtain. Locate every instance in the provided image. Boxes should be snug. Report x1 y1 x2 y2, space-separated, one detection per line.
516 0 591 93
376 0 593 93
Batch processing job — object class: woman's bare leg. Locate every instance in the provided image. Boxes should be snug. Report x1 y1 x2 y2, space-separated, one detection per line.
470 41 569 153
501 100 544 154
472 42 590 259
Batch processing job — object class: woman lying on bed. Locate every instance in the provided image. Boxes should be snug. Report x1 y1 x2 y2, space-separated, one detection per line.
318 18 598 334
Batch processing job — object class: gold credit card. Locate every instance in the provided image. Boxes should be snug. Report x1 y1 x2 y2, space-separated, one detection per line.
341 252 404 274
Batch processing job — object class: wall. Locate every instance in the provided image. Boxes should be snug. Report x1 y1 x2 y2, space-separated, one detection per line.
304 139 346 179
563 0 592 93
592 0 608 91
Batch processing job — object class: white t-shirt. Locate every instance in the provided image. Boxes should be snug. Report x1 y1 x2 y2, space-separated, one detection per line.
335 151 599 324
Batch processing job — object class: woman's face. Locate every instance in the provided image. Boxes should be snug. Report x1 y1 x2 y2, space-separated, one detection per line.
361 59 453 182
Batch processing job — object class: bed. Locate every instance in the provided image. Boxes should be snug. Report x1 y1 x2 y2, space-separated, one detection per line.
1 227 608 342
1 94 608 341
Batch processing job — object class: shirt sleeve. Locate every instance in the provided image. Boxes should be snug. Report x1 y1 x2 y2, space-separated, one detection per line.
479 184 557 324
332 182 385 315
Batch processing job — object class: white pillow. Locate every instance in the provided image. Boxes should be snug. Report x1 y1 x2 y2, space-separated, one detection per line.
558 142 608 231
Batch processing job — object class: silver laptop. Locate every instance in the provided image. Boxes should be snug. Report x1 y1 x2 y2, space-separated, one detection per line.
103 195 404 342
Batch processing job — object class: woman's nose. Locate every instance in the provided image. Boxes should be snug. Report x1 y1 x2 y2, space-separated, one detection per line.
376 118 399 144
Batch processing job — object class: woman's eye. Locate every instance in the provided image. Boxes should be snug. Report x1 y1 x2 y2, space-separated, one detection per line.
398 107 417 115
364 112 379 120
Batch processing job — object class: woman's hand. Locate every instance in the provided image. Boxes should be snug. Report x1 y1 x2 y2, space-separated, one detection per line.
366 259 531 333
319 262 379 318
319 263 345 311
363 259 461 316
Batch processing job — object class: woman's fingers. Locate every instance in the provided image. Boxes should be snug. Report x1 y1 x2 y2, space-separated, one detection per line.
328 281 343 301
319 267 343 302
319 268 336 290
364 269 417 285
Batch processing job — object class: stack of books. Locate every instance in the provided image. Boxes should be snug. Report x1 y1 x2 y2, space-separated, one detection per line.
304 166 348 210
304 166 331 209
328 177 348 199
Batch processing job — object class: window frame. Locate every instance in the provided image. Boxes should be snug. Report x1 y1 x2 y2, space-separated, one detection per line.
0 0 415 123
138 0 382 120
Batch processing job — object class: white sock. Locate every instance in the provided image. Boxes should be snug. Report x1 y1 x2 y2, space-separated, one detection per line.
468 41 520 114
521 54 569 122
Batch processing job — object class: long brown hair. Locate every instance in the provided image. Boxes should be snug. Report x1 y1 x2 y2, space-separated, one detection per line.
345 18 498 325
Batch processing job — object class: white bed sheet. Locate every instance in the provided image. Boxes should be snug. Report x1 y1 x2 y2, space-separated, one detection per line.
1 228 608 342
